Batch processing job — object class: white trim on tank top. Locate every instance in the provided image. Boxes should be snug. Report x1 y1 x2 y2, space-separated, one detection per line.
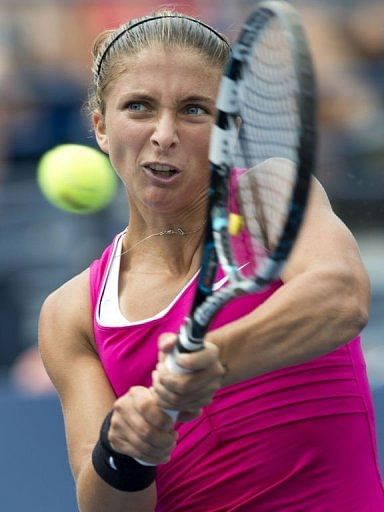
97 231 229 327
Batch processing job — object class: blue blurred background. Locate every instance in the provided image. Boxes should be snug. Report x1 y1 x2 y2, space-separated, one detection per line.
0 0 383 510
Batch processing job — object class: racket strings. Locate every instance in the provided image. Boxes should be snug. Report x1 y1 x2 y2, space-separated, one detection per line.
240 23 298 161
239 159 295 249
231 15 300 275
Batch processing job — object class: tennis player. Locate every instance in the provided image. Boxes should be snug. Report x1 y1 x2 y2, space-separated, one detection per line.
39 10 383 511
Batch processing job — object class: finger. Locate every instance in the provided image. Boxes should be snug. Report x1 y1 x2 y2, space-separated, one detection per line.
158 333 178 353
130 387 174 430
152 369 184 409
125 411 177 464
157 334 178 366
109 394 177 464
175 342 223 373
155 361 222 396
111 389 173 444
111 424 176 465
159 393 217 411
153 375 219 411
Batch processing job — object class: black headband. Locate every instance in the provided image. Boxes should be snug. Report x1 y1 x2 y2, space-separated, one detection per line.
96 15 230 78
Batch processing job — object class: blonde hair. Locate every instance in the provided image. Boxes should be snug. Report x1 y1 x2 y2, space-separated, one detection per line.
87 9 230 116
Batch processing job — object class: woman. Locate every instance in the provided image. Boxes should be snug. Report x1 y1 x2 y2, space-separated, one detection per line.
39 10 383 512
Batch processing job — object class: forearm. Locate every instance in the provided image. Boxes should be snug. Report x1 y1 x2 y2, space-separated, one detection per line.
209 266 370 387
77 460 156 512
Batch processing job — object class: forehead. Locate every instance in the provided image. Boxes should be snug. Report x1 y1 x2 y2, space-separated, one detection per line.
106 45 221 101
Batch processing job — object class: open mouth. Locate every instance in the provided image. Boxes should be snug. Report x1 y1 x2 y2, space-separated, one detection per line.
144 164 179 178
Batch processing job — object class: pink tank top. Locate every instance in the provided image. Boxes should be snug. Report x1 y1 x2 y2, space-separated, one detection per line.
90 234 384 511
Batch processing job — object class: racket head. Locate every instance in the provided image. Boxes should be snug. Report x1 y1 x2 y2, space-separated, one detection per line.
209 0 316 289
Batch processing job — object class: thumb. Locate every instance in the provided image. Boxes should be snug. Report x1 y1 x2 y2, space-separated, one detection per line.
158 333 178 357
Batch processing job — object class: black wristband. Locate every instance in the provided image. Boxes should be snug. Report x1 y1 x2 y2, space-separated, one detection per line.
92 411 156 492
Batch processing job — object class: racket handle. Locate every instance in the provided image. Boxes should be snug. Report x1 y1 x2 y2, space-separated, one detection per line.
134 347 190 466
135 322 203 466
160 320 205 420
161 343 192 420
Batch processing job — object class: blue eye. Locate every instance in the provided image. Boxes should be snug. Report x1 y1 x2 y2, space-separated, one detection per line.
185 105 206 116
127 102 148 112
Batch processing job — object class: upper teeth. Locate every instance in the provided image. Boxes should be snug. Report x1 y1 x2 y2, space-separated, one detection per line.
149 164 176 172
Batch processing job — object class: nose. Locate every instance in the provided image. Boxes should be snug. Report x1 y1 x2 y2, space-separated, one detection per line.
150 111 179 151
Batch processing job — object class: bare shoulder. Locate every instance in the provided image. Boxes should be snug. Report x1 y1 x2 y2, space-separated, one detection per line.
40 268 91 329
39 268 94 360
38 269 95 398
39 265 110 396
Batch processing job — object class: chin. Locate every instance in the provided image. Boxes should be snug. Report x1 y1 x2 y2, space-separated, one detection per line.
142 197 180 214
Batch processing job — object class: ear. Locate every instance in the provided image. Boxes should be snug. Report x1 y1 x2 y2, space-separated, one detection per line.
93 112 109 154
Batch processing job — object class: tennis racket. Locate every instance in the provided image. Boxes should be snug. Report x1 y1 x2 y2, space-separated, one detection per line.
137 0 316 465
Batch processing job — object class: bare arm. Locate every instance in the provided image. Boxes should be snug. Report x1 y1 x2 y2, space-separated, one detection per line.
153 177 371 407
39 270 174 512
206 177 371 386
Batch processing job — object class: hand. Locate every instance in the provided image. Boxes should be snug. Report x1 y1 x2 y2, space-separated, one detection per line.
151 334 226 421
108 386 178 465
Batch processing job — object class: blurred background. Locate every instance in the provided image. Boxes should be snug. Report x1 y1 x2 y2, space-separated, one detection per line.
0 0 383 510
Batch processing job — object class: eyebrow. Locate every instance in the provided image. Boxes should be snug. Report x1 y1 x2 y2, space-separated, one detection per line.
181 95 216 104
119 92 215 105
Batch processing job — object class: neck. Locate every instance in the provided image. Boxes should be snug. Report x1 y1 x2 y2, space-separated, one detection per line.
121 221 205 276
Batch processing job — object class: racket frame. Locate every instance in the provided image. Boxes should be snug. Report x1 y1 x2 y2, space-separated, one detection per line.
179 0 316 350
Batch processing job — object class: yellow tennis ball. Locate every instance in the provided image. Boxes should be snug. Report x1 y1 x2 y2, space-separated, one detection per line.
37 144 117 214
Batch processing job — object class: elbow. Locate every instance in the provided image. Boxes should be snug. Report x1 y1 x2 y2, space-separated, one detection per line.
349 265 371 334
332 265 371 342
347 294 370 339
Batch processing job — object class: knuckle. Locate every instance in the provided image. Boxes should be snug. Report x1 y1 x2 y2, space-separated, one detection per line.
139 399 153 417
108 432 126 453
163 394 180 409
174 379 188 395
134 439 153 458
109 418 120 437
110 411 124 433
108 430 119 446
130 386 149 405
160 374 185 396
206 342 219 357
138 423 153 441
113 398 126 415
158 374 170 389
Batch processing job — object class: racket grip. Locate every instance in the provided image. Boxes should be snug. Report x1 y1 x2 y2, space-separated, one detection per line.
134 348 190 467
160 320 205 421
161 344 192 420
135 323 203 466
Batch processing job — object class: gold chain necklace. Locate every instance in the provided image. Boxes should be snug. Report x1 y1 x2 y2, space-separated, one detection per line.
120 225 203 257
